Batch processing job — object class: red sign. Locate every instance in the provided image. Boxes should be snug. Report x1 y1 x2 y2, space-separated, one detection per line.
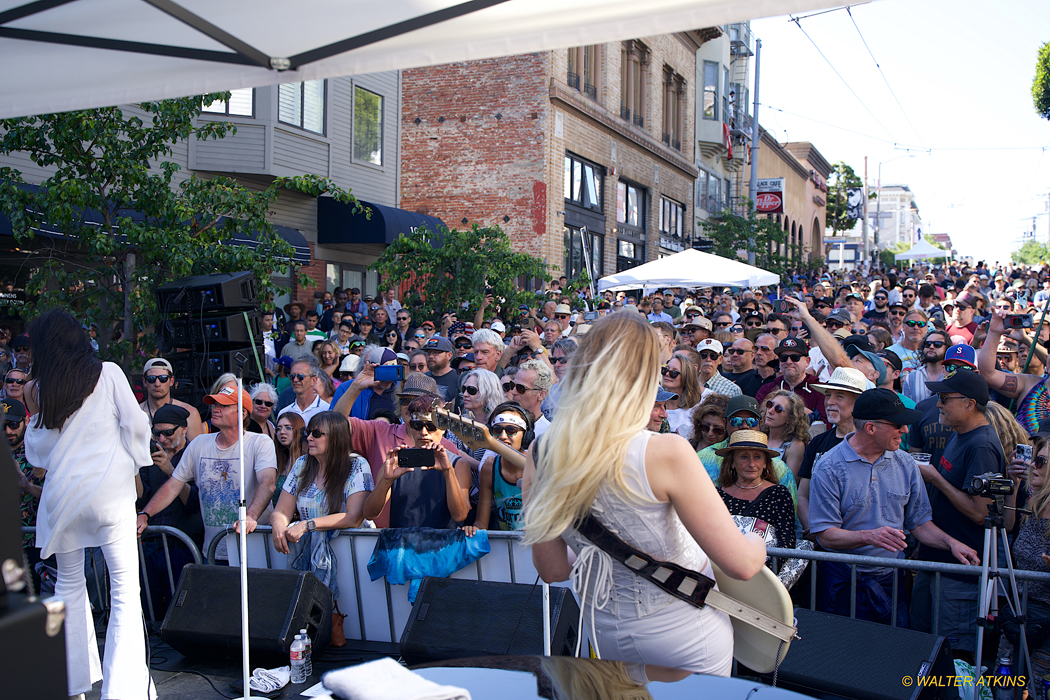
755 192 783 213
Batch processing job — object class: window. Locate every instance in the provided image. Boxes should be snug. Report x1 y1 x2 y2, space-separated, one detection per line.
279 80 325 134
702 61 718 120
564 154 603 211
707 176 722 214
616 180 645 272
353 86 384 165
662 66 686 151
327 263 378 297
696 170 709 212
620 40 649 128
564 226 604 280
616 181 643 227
202 88 254 116
660 197 684 240
722 67 730 125
568 46 600 99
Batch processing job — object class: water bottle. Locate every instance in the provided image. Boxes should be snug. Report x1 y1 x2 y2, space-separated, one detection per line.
299 628 313 677
290 634 307 684
993 657 1012 700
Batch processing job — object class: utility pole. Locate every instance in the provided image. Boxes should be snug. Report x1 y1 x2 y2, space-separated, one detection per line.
874 164 881 269
862 156 869 269
747 38 762 266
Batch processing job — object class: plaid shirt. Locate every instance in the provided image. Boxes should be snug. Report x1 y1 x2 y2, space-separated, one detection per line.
704 371 742 398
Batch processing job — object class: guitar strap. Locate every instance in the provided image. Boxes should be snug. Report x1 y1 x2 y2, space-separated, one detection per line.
576 514 796 644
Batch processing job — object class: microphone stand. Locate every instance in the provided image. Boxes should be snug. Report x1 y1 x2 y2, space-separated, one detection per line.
233 353 258 699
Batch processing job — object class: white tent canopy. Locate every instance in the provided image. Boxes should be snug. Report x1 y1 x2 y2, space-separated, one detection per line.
894 238 948 261
598 248 779 292
1 0 845 119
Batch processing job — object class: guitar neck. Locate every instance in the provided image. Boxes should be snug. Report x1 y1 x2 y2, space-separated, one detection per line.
434 408 526 469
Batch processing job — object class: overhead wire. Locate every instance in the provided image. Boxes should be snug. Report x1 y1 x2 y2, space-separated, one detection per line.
846 6 927 151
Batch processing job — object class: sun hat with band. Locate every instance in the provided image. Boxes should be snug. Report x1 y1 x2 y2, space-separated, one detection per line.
714 429 781 458
812 366 867 395
398 373 440 400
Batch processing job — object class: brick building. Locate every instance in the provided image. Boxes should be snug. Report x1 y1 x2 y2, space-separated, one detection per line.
401 30 719 283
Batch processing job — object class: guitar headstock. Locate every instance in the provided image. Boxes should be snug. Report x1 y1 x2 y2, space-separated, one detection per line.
434 408 488 450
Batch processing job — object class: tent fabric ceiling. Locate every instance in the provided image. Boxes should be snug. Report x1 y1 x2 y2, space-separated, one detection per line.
894 238 945 261
0 0 845 119
598 248 779 291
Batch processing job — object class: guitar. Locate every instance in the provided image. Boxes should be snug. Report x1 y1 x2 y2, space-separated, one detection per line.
433 407 527 469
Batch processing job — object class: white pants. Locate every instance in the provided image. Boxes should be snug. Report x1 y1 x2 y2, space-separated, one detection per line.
55 532 154 698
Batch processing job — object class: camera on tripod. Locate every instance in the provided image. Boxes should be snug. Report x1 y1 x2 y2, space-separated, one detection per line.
966 472 1014 497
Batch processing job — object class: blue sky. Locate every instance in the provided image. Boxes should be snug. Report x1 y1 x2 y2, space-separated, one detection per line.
752 0 1050 265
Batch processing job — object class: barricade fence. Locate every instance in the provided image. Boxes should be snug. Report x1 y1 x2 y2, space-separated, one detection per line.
21 525 204 623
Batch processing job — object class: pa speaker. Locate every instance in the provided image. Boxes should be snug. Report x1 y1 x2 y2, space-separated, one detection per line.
767 608 958 700
169 348 261 386
399 577 579 665
161 311 261 349
156 272 257 314
159 565 332 663
0 594 67 700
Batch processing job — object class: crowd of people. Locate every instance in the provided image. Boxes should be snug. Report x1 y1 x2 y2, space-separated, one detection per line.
19 262 1050 693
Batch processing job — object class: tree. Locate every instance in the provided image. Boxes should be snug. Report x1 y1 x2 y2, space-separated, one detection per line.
825 161 864 235
370 223 550 321
880 236 950 269
698 199 806 276
0 95 359 368
1012 239 1050 265
1034 41 1050 120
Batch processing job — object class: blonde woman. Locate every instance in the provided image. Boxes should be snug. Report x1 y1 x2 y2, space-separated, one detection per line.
762 391 811 478
525 311 767 680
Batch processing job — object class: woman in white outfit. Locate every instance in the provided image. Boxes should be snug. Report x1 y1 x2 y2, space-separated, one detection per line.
25 310 154 700
524 311 767 682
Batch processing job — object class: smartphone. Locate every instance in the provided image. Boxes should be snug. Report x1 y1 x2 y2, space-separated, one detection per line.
771 299 789 314
398 448 436 469
374 364 405 382
1016 444 1034 463
1005 314 1033 329
582 311 599 321
150 439 160 453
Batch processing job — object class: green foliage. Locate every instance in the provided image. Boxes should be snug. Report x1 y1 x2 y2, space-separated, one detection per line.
0 95 359 369
1012 239 1050 265
698 199 797 276
1034 42 1050 120
369 223 550 321
825 161 864 235
880 236 950 268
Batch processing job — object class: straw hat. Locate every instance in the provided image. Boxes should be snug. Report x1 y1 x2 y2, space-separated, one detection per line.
714 429 781 458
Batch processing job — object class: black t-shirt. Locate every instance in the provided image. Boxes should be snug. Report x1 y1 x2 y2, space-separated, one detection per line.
863 308 888 321
390 469 458 528
909 396 955 471
722 369 765 398
798 429 844 481
427 369 460 404
918 423 1005 574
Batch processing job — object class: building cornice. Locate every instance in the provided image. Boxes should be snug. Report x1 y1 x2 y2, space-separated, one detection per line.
760 128 810 181
550 79 698 179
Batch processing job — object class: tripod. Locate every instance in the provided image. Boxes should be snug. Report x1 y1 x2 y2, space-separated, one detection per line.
974 495 1032 695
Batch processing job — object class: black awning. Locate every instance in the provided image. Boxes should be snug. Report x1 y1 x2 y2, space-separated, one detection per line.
317 198 445 246
0 182 310 265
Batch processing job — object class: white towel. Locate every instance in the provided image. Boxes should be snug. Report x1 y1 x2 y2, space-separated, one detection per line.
321 658 470 700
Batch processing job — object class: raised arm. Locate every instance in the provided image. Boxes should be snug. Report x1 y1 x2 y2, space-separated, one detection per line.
332 362 375 417
781 297 850 370
980 311 1041 400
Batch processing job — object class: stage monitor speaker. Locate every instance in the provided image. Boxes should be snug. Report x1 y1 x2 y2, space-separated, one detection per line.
169 348 262 386
161 311 261 349
0 594 68 700
156 272 257 314
767 608 957 700
399 577 579 665
159 565 332 663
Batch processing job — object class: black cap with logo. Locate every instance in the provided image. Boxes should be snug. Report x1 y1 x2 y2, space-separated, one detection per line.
775 337 810 356
853 388 923 425
925 369 990 406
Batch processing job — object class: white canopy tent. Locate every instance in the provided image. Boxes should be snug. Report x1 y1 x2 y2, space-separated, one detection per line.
894 238 948 261
598 248 779 292
1 0 845 119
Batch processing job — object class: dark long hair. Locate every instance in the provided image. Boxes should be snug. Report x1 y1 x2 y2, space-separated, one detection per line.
296 411 355 514
28 309 102 430
275 412 306 476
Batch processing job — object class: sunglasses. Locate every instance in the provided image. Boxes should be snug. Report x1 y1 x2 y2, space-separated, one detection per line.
765 402 786 414
874 296 888 302
454 341 472 349
502 382 516 392
698 351 721 361
409 420 439 432
745 320 763 327
714 321 732 328
5 378 25 385
924 340 945 349
490 425 522 438
661 367 682 379
301 428 327 439
726 348 750 356
1035 455 1048 470
253 399 274 407
826 320 846 329
889 310 906 317
700 423 726 434
151 427 178 437
456 365 475 374
509 383 536 394
551 356 570 365
731 326 744 333
781 354 805 363
767 328 786 336
728 416 760 428
684 313 701 319
414 333 426 339
904 320 927 328
815 303 832 310
292 373 312 382
144 374 170 384
4 419 23 430
463 385 479 395
12 346 28 352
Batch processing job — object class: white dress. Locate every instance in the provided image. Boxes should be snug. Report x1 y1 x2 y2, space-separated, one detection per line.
29 362 152 557
563 431 734 675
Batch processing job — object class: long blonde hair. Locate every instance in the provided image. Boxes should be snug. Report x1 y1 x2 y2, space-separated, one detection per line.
984 402 1029 459
1027 439 1050 529
540 657 653 700
523 311 660 545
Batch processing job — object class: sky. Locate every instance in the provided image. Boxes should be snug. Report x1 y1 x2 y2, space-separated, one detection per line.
751 0 1050 265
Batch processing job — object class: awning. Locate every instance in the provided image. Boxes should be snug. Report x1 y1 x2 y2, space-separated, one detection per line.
317 198 445 246
0 183 311 264
0 0 844 120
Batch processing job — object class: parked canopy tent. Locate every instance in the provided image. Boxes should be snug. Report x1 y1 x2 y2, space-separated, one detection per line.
598 248 779 292
894 238 948 261
1 0 844 119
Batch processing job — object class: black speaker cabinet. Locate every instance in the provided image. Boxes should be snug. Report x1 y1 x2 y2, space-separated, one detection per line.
768 608 959 700
168 348 262 386
159 565 332 663
156 272 257 313
161 311 261 349
400 577 580 665
0 594 67 699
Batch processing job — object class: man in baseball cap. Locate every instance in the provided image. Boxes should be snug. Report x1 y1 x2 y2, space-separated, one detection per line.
648 389 679 432
696 339 741 398
911 369 1000 652
138 357 203 441
756 337 827 423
